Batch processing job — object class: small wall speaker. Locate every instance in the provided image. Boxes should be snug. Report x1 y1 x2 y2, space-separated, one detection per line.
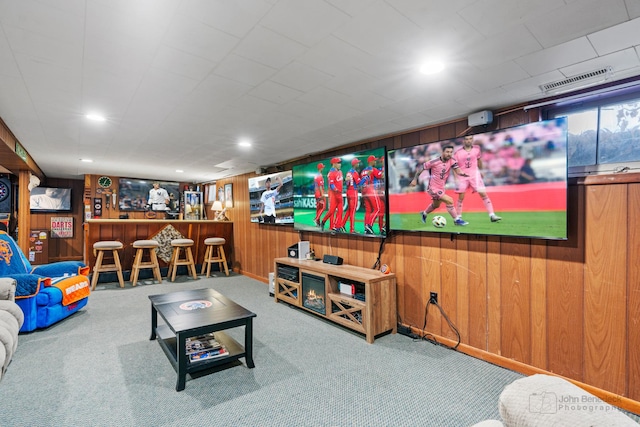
322 255 343 265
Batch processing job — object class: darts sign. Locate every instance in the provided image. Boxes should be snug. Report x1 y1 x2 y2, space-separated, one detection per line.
51 217 73 238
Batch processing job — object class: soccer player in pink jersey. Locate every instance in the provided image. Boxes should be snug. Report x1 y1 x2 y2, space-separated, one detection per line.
453 135 502 222
410 145 469 226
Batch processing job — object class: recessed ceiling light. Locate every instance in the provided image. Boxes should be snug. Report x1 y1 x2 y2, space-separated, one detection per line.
176 169 184 173
238 140 252 148
419 60 445 75
80 158 93 163
85 113 106 122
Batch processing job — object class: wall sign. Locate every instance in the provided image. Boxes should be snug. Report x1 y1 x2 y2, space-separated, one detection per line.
93 197 102 217
51 217 73 238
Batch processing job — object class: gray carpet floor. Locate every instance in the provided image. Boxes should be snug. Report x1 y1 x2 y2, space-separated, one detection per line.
1 273 532 426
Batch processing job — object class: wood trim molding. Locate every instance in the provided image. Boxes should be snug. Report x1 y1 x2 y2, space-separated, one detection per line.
578 172 640 186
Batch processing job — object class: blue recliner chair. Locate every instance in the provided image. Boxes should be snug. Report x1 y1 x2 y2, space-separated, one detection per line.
0 229 90 332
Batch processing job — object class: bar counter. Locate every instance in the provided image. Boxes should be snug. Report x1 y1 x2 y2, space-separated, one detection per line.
84 219 234 274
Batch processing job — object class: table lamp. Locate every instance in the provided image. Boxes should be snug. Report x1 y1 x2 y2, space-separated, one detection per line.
212 200 227 221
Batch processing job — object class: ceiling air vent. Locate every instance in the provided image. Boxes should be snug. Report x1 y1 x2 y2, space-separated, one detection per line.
540 66 613 94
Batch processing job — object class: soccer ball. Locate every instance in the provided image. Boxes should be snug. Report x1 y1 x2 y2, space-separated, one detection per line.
432 215 447 228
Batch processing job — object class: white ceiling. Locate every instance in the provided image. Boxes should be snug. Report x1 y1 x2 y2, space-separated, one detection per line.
1 0 640 183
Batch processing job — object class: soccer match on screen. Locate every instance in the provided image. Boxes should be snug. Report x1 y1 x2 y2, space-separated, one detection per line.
387 117 568 240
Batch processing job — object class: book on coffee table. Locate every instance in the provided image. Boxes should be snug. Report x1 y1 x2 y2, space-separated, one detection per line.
186 333 222 354
189 346 229 363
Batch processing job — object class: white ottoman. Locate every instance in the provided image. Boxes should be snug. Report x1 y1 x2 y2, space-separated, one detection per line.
499 374 638 426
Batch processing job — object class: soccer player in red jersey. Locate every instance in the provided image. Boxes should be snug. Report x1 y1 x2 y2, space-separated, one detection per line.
313 163 326 226
453 135 501 222
340 158 363 233
320 157 344 231
410 145 469 226
360 155 384 234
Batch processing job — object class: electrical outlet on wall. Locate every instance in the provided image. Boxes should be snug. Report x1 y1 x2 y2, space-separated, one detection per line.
430 292 438 304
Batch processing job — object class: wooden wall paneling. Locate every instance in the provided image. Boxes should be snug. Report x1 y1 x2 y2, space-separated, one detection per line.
456 237 470 344
400 132 420 149
500 239 531 364
421 234 442 335
419 127 440 145
402 233 422 328
334 235 349 264
17 170 32 256
487 237 502 354
394 234 407 325
467 237 488 349
438 123 457 140
628 183 640 400
440 235 458 340
546 184 585 378
498 109 529 129
361 237 379 270
584 184 627 394
530 241 547 370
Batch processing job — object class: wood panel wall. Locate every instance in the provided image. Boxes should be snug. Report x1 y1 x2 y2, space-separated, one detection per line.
29 178 85 262
215 109 640 411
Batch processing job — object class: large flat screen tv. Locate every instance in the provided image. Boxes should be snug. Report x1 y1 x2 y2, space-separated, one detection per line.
30 187 72 212
292 147 387 238
249 170 293 224
387 118 568 240
118 178 180 211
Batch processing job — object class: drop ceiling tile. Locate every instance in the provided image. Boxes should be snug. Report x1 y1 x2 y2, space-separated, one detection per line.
561 47 640 77
3 25 82 67
233 26 307 70
332 1 421 55
515 37 597 76
86 0 178 41
297 86 352 108
260 0 349 47
164 14 239 63
588 17 640 55
178 0 272 38
249 80 302 105
213 54 277 86
152 45 216 81
461 26 542 70
454 61 530 93
458 0 559 37
526 0 629 48
0 0 84 43
297 36 377 77
271 61 333 92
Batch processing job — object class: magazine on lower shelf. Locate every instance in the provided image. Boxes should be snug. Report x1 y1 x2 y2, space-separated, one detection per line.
186 332 222 355
189 346 229 363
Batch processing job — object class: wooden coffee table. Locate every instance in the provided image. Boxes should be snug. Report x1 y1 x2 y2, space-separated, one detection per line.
149 288 256 391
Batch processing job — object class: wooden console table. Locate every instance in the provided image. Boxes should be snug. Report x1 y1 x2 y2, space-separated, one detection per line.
274 257 396 343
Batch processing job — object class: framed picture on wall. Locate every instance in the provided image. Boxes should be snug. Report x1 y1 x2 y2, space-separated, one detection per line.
218 186 225 203
207 184 217 203
224 183 233 207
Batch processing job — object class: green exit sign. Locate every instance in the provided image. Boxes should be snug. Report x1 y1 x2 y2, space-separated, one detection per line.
15 142 27 161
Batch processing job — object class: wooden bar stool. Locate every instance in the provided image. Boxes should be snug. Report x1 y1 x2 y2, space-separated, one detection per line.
130 240 162 286
91 240 125 290
201 237 229 277
167 238 198 282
